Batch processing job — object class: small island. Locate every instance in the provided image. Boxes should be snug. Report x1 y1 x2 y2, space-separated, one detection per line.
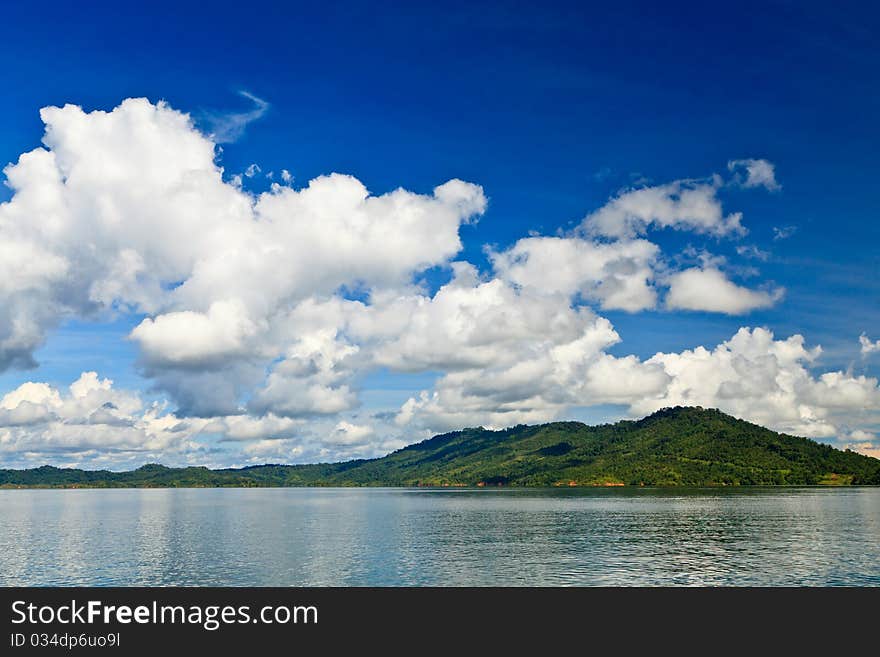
2 407 878 488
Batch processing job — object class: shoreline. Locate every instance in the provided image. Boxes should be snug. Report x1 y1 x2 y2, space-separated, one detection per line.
1 483 875 490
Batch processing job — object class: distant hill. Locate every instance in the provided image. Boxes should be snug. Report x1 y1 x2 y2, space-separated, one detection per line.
2 407 879 487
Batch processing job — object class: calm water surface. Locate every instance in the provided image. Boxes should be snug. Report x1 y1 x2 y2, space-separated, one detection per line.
1 487 878 586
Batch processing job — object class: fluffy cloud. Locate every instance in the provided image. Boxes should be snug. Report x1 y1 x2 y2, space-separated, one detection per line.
633 328 880 438
665 267 784 314
4 96 872 468
242 264 658 428
239 425 405 465
395 325 879 446
0 98 249 368
358 264 599 373
327 421 375 445
0 373 200 466
398 326 880 444
201 413 301 441
131 299 264 368
728 158 781 191
0 98 485 412
4 322 879 468
0 371 372 467
388 279 671 431
247 326 361 418
491 238 783 316
490 237 659 311
582 176 745 239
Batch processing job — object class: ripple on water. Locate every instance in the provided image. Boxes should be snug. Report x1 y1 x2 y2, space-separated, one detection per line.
0 487 878 586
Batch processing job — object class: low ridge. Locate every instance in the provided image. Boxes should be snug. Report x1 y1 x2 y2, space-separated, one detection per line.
1 407 878 487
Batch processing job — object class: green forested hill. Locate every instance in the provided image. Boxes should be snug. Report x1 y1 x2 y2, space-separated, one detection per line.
2 407 879 487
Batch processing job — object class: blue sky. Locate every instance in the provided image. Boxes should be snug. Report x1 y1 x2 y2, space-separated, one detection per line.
0 1 878 468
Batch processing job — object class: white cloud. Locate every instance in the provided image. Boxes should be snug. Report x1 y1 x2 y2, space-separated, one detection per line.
0 372 337 467
490 237 659 311
0 369 405 468
0 98 248 370
581 176 745 239
357 264 599 373
131 299 263 369
1 381 62 410
1 322 878 468
0 103 775 430
202 413 300 441
1 99 870 467
665 267 784 314
387 279 672 431
633 328 880 439
247 327 361 418
728 158 781 191
241 438 305 462
0 373 198 464
327 421 374 445
396 324 880 445
860 333 880 356
0 98 486 413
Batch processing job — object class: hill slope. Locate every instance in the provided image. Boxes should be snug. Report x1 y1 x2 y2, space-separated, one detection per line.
1 407 878 487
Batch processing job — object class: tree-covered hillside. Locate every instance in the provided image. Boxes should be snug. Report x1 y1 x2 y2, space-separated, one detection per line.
2 407 878 487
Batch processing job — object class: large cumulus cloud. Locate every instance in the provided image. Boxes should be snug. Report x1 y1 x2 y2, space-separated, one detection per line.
0 98 486 416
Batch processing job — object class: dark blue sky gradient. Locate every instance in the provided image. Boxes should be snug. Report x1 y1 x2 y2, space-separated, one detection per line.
0 0 877 395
